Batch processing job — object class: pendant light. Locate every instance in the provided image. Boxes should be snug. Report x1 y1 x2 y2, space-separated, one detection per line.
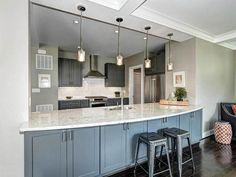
77 5 86 62
167 33 174 71
116 18 123 66
144 26 151 69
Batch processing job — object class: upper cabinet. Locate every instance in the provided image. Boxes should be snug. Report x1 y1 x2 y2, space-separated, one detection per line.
58 58 82 87
145 50 165 75
105 63 125 87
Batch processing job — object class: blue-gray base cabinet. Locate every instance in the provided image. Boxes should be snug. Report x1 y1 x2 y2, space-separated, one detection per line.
24 109 202 177
24 127 99 177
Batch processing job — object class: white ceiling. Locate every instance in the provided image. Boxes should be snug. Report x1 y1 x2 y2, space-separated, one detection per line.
31 0 236 50
132 0 236 49
31 4 167 58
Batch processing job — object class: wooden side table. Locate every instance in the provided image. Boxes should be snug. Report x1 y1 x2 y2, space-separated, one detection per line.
214 121 232 144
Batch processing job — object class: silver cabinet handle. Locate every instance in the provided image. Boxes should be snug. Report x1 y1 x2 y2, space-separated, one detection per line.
62 130 67 142
68 130 73 141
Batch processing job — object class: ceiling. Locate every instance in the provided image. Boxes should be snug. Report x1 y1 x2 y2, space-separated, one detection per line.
31 0 236 50
31 4 167 58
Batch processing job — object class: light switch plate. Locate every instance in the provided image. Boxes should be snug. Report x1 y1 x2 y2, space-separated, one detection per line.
32 88 40 93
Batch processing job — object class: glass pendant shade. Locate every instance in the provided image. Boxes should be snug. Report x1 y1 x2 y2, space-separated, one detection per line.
145 58 151 68
77 48 85 62
167 62 173 71
116 55 123 66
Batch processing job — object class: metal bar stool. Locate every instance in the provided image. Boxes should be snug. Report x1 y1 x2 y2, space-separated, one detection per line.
163 128 195 177
134 132 172 177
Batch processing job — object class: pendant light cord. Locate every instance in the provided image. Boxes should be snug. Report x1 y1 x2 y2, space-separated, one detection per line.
79 11 83 49
169 35 171 63
117 22 120 56
145 29 149 59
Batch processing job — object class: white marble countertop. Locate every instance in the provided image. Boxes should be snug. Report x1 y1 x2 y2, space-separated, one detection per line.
20 103 203 133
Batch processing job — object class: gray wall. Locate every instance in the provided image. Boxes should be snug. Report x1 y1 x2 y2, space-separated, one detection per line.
165 38 196 104
124 52 145 96
31 46 58 111
0 0 29 176
195 38 235 134
165 37 236 136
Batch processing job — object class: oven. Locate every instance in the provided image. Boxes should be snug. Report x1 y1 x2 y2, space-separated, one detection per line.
85 96 108 108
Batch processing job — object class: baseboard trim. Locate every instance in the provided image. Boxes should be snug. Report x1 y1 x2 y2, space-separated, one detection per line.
203 129 214 138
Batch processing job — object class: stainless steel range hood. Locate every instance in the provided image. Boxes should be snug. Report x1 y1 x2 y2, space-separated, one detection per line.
84 55 105 78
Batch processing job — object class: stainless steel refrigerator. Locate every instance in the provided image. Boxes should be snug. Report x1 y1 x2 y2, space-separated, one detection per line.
144 74 165 103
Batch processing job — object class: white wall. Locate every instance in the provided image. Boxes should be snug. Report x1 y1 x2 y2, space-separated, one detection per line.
0 0 29 177
165 38 196 104
196 38 235 134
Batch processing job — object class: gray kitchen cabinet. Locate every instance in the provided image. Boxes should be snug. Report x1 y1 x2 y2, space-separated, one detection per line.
59 58 82 87
100 124 127 174
162 115 179 129
25 128 99 177
58 100 90 110
106 97 129 106
105 63 125 87
145 50 165 75
126 121 148 165
191 110 202 144
67 127 99 177
24 130 67 177
180 111 202 146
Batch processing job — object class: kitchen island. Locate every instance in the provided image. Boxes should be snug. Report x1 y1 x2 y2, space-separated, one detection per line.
21 103 203 177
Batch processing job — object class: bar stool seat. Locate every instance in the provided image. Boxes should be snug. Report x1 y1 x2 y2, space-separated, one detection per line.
163 128 195 177
134 132 172 177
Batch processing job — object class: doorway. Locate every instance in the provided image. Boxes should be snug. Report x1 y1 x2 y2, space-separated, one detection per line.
129 65 144 104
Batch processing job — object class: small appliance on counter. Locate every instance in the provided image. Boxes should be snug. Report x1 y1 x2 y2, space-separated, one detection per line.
85 96 108 107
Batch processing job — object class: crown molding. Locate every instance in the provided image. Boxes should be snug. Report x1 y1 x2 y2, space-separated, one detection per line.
132 6 215 42
219 42 236 50
87 0 128 10
132 6 236 50
214 30 236 43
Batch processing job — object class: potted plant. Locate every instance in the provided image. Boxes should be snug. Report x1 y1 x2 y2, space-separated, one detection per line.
175 87 187 101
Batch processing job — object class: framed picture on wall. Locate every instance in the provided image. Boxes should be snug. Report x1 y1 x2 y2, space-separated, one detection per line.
173 71 185 87
38 74 51 88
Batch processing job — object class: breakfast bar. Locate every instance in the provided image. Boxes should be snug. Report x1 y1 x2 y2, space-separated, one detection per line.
20 103 203 177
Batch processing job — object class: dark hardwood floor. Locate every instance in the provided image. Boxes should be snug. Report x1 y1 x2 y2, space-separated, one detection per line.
108 137 236 177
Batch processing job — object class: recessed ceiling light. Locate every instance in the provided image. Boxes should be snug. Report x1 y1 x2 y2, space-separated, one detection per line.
115 30 119 33
73 20 79 24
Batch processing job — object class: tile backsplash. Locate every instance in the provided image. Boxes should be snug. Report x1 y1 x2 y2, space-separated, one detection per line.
58 78 123 99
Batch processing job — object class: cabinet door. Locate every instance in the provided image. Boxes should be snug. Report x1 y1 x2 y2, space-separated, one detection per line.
70 60 82 87
67 127 99 177
79 99 90 108
163 116 179 129
101 124 126 174
180 113 191 147
191 110 202 144
147 118 163 132
105 63 125 87
59 59 70 87
24 130 67 177
126 121 147 165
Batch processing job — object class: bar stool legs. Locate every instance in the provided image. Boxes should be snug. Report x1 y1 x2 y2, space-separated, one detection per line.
134 133 173 177
177 136 183 177
164 128 195 177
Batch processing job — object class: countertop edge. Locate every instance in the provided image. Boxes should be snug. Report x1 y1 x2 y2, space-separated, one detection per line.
19 106 203 134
